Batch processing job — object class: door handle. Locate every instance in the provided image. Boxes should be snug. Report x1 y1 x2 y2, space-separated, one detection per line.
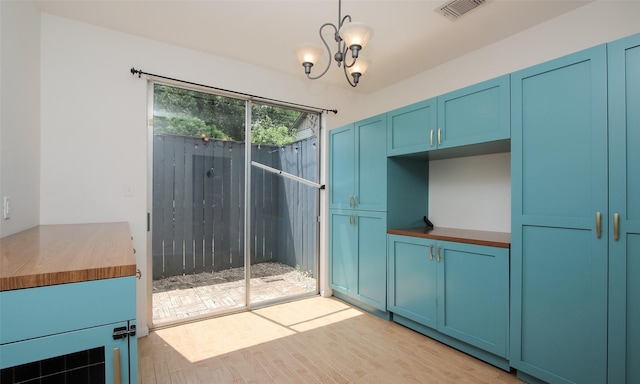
429 244 433 261
596 211 602 238
437 245 441 263
430 130 434 147
437 128 442 145
113 347 121 384
614 213 620 241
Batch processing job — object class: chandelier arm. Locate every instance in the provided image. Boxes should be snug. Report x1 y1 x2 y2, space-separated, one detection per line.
340 14 352 29
342 61 357 87
306 22 338 80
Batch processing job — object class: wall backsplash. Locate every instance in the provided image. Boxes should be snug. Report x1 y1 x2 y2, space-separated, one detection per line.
428 152 511 233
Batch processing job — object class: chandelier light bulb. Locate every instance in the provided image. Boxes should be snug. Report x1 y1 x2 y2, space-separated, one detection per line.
339 22 374 53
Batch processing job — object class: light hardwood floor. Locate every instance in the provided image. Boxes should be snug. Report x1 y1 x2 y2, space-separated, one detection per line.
138 296 523 383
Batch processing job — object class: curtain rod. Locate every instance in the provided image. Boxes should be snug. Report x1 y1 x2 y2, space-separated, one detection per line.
130 67 338 115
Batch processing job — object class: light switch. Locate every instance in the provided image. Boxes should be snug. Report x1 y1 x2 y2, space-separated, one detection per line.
3 196 10 219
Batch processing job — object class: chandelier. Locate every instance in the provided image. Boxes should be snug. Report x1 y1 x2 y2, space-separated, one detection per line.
294 0 374 87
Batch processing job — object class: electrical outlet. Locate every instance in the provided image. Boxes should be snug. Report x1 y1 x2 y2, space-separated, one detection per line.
3 196 11 219
124 184 135 197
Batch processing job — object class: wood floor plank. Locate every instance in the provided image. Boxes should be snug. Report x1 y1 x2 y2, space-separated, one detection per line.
138 296 524 384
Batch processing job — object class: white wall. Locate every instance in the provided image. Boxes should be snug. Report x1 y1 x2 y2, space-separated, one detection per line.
38 13 351 334
0 0 41 238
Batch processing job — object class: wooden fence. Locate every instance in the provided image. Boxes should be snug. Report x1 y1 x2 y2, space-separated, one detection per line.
152 134 319 279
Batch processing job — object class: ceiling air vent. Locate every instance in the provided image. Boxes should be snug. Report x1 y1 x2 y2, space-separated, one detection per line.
439 0 486 21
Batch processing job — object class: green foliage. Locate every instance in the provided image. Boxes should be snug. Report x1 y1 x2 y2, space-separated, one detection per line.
153 84 304 145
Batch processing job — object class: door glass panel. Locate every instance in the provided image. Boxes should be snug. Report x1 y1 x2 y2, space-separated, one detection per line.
151 84 246 326
249 103 319 305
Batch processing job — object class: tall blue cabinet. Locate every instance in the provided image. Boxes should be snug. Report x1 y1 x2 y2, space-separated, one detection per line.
510 44 608 384
511 35 640 384
608 33 640 384
329 114 388 314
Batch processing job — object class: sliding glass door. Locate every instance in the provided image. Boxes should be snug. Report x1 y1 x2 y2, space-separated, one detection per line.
249 103 320 306
149 83 319 327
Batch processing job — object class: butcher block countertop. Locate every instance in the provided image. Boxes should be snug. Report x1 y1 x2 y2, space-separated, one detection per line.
387 227 511 249
0 222 136 291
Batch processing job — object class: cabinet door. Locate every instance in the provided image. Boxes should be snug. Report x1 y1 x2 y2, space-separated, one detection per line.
387 98 437 156
329 124 355 209
355 114 387 211
387 235 437 328
511 45 608 384
608 32 640 384
437 75 510 149
436 241 509 358
0 322 132 383
329 209 356 294
355 211 387 311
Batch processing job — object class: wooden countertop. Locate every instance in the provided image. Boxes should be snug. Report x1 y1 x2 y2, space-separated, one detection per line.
387 227 510 249
0 222 137 291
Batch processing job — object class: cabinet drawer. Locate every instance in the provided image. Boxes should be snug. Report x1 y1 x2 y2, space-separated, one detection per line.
0 277 135 344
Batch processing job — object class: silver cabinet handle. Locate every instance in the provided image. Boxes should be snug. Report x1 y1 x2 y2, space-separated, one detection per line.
429 244 434 260
438 128 442 145
437 245 441 262
430 129 434 147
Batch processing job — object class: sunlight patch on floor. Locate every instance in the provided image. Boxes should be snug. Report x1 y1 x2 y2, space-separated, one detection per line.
153 297 364 363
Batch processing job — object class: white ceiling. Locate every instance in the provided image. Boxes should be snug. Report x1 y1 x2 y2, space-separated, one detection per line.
34 0 592 93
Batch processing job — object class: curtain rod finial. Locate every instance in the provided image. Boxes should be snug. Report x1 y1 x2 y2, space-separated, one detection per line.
130 67 142 78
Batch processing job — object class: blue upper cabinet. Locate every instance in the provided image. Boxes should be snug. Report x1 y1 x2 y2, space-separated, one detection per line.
386 75 510 157
329 124 356 209
386 98 437 156
607 32 640 384
510 45 608 384
330 114 387 211
437 75 510 150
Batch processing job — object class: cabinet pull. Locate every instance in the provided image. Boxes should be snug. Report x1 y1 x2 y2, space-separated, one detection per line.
353 214 357 225
596 211 602 238
429 244 434 260
614 213 620 241
437 128 442 145
430 129 434 147
349 195 354 207
353 195 357 207
437 246 441 263
349 214 353 225
113 347 121 384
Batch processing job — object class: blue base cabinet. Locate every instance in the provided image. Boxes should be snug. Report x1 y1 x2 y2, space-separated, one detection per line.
330 210 387 312
387 235 509 369
0 277 137 383
608 33 640 384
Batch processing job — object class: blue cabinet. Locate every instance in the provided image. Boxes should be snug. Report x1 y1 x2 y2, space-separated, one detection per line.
329 114 388 315
386 75 510 157
329 114 387 211
386 98 437 156
330 210 387 312
608 33 640 384
387 235 509 368
437 75 510 150
387 236 437 328
510 45 609 384
0 277 137 383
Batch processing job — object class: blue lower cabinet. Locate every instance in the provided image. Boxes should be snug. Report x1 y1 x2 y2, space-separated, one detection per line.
0 277 137 383
387 235 509 369
330 210 387 314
